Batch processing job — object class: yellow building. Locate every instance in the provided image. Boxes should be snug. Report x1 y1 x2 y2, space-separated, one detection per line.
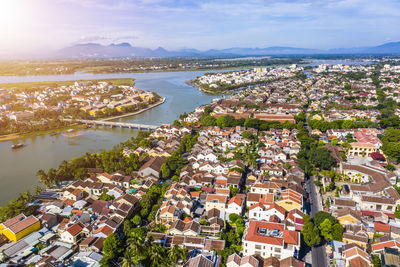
347 142 379 158
275 189 303 212
337 209 362 226
0 214 41 242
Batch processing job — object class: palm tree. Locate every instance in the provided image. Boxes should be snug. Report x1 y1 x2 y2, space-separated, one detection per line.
149 244 166 266
121 249 136 267
168 245 187 265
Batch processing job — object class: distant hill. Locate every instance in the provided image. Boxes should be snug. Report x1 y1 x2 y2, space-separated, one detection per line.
54 41 400 58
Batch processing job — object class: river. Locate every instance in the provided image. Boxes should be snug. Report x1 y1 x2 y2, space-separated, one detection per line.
0 59 374 205
0 70 221 205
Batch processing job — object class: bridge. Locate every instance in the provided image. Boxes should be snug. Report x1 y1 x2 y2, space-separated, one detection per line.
64 119 159 131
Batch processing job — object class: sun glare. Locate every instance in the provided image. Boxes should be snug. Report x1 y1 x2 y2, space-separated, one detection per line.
0 0 31 31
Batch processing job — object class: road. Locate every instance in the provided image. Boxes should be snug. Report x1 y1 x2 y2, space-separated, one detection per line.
305 176 328 267
304 111 329 267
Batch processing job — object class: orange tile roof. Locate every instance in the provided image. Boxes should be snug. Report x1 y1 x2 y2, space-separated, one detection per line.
374 222 391 233
283 230 299 245
65 223 83 236
372 240 400 252
245 221 284 246
94 225 114 236
227 196 243 206
206 194 228 203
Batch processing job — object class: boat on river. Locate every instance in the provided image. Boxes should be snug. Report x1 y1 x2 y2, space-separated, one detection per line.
11 143 24 149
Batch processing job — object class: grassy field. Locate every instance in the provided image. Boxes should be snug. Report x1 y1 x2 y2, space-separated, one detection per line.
0 78 135 91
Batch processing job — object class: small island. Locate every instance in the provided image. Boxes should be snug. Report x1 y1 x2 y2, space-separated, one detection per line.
0 78 164 141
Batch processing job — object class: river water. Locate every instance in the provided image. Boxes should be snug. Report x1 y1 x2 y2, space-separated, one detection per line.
0 59 374 205
0 70 220 205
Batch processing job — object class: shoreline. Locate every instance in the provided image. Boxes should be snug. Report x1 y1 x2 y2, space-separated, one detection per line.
0 62 312 79
102 97 166 121
0 124 84 142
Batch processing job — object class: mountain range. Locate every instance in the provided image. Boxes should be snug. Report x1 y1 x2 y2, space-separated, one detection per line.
54 41 400 58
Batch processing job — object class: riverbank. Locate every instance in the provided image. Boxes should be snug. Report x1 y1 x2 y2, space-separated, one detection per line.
102 97 166 121
0 78 135 90
187 78 275 95
0 124 84 142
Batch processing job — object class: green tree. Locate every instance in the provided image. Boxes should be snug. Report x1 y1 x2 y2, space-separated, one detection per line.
332 223 344 241
132 215 142 226
331 138 338 146
161 163 171 179
101 233 123 266
302 220 321 247
229 213 240 223
319 219 333 241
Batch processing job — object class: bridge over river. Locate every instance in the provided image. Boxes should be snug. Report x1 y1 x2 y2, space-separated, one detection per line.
64 119 160 131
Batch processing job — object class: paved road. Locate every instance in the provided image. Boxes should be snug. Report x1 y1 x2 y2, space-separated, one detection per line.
305 172 328 267
304 110 329 267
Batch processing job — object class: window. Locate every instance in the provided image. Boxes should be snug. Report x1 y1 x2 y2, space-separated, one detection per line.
255 245 262 250
275 248 281 253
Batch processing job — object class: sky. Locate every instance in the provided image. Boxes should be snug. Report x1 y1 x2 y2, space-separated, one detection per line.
1 0 400 56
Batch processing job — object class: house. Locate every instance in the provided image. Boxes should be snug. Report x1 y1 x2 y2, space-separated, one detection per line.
347 142 380 157
168 219 200 236
205 194 228 213
249 202 286 222
40 213 58 229
342 225 369 249
183 254 214 267
138 157 165 178
342 246 371 267
373 239 400 253
337 208 362 226
225 195 245 218
157 204 182 224
63 188 85 201
0 214 41 242
242 220 300 260
60 223 84 244
275 189 303 212
226 253 259 267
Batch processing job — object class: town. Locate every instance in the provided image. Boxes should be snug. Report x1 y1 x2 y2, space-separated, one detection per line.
0 79 164 138
2 61 400 267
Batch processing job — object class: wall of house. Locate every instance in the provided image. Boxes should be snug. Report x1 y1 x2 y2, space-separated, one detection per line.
3 221 41 242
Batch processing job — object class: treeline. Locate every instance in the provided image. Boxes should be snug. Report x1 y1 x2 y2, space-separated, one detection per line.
0 58 305 76
380 127 400 164
0 191 38 222
0 115 71 136
307 119 377 132
199 108 297 131
36 131 151 187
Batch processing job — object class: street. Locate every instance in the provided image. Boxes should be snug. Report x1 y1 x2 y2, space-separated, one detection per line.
304 113 329 267
305 175 328 267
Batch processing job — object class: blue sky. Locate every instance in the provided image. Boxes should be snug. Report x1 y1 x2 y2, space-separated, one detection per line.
1 0 400 55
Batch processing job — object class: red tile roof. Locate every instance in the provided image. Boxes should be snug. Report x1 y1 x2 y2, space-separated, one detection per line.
283 230 299 245
65 223 83 236
372 239 400 252
374 222 391 233
244 221 284 246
